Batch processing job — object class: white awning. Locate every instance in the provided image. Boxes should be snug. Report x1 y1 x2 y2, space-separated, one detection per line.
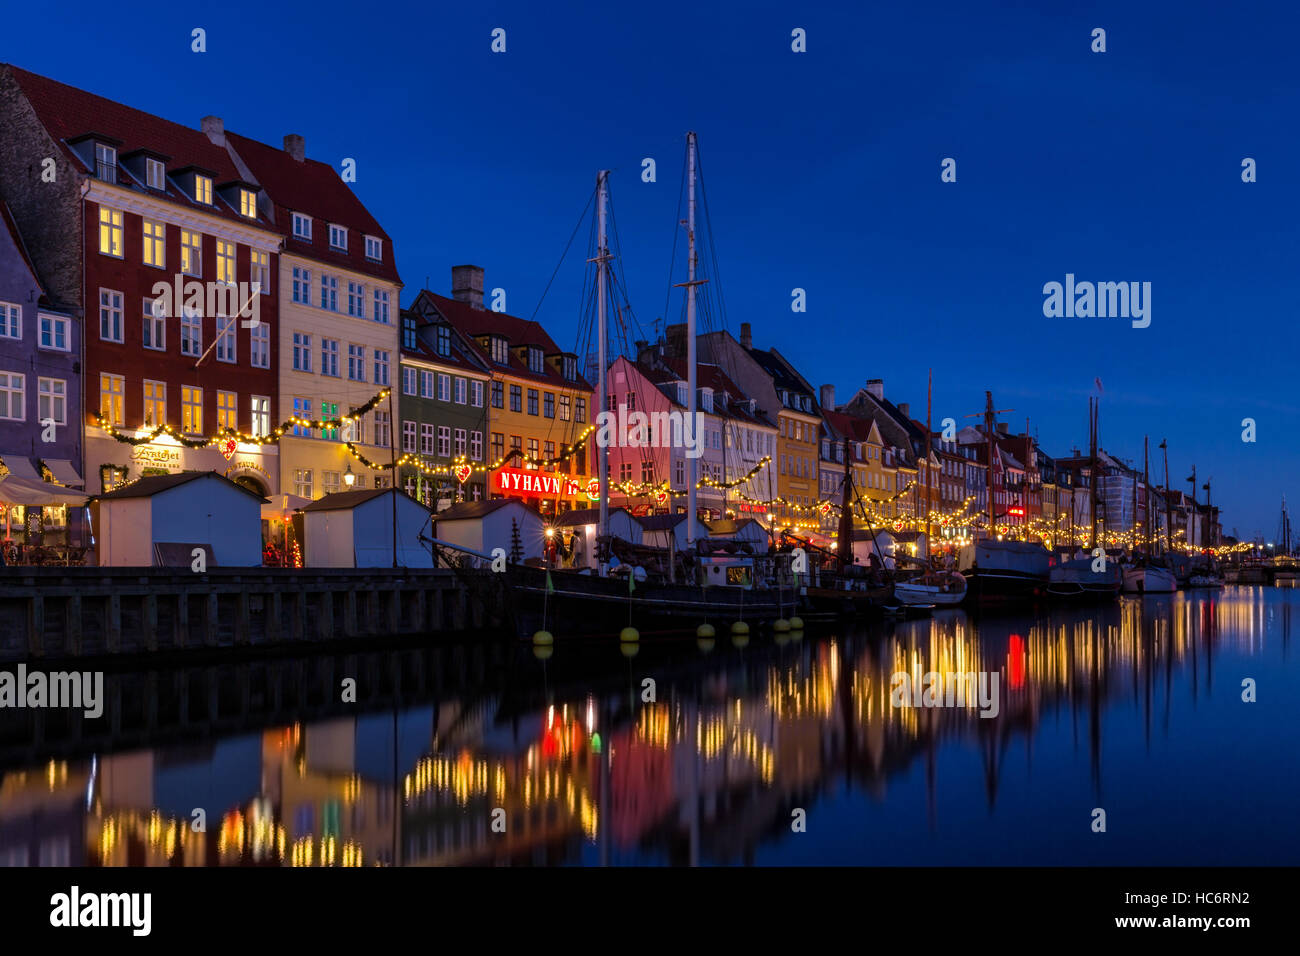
0 456 41 481
0 475 89 506
43 459 84 488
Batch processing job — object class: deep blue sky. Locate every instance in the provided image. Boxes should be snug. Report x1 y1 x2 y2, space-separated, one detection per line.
3 1 1295 538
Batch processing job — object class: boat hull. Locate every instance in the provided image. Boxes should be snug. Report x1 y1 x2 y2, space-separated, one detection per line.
893 577 966 607
1047 558 1121 602
1122 566 1178 594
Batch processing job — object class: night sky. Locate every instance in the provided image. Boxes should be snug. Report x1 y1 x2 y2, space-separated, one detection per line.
3 1 1294 538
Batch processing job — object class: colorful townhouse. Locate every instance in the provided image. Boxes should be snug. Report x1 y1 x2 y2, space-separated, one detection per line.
414 268 595 517
398 300 492 506
840 379 922 519
0 65 283 496
0 201 83 543
225 129 401 500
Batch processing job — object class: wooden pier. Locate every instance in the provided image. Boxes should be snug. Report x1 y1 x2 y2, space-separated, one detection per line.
0 567 509 663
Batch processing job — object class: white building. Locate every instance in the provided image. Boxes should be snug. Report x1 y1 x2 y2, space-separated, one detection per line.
435 498 546 564
301 488 432 568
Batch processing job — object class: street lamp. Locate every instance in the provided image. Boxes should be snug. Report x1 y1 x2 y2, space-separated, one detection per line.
343 463 355 488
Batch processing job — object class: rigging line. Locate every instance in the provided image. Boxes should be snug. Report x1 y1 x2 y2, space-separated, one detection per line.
605 190 647 345
697 148 730 336
662 140 689 336
529 185 597 323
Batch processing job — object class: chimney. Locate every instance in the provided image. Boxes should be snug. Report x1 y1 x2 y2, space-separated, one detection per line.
819 384 835 410
283 134 305 162
739 322 752 349
866 378 884 400
451 265 485 310
996 423 1010 436
898 402 910 419
201 116 225 146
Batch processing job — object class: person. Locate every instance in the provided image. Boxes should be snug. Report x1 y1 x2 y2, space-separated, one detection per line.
263 540 281 567
544 533 558 566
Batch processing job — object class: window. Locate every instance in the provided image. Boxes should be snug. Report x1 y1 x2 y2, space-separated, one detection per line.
146 157 165 189
348 344 365 381
194 174 212 204
250 249 269 293
401 314 417 350
323 471 341 495
543 392 555 418
509 385 522 413
293 333 312 372
372 289 390 324
292 397 318 438
321 339 339 377
420 370 434 399
491 381 503 409
292 267 312 304
559 395 570 421
576 397 586 423
320 401 339 440
292 213 312 240
471 381 484 407
95 143 117 182
251 323 270 368
343 414 364 444
320 275 338 311
527 389 538 415
527 347 543 374
181 229 202 276
142 297 165 351
527 438 539 462
490 336 509 364
470 430 483 460
329 224 347 250
619 462 633 483
438 374 450 402
98 207 123 257
217 390 237 430
142 219 165 268
37 378 65 425
436 426 451 457
675 458 685 485
141 380 166 427
347 282 365 317
181 385 202 434
239 188 257 218
490 433 504 462
181 307 201 356
0 372 23 420
365 235 382 261
642 461 655 484
39 313 69 351
0 302 18 339
454 428 466 457
374 409 391 447
563 356 576 381
251 395 270 437
215 316 236 363
403 420 417 453
455 377 467 405
216 240 236 284
402 366 417 396
421 424 435 455
435 325 450 357
99 289 123 342
294 468 313 497
373 350 390 386
543 441 555 460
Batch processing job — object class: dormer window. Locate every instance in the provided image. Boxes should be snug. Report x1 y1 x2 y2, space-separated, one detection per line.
365 235 382 261
95 144 117 183
436 325 451 357
563 356 576 382
292 213 312 240
490 336 509 365
676 382 687 405
329 224 347 251
699 387 713 413
194 174 212 204
527 347 543 374
145 158 165 190
239 188 257 218
401 314 416 350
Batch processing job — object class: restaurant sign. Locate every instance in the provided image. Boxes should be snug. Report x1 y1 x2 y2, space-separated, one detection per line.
495 466 583 497
130 445 182 470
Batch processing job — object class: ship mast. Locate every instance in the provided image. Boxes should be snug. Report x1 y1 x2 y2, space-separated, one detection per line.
595 170 610 577
1143 435 1150 555
686 132 698 544
1160 439 1171 555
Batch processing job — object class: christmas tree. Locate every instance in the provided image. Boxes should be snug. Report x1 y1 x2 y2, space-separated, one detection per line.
509 518 523 564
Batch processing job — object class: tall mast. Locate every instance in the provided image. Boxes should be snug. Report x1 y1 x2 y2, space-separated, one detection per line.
925 369 932 553
686 131 698 544
984 390 995 538
1161 438 1171 554
1188 464 1197 549
1143 436 1150 555
596 170 610 576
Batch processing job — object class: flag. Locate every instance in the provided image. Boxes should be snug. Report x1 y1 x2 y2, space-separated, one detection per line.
545 570 555 594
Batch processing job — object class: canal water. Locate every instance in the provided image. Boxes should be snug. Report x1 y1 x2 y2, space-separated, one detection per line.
1 587 1296 866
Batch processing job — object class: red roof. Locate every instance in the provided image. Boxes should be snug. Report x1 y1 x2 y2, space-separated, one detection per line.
419 291 593 391
225 131 400 284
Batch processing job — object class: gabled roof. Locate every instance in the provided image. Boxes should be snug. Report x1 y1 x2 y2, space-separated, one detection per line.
0 200 44 301
301 488 428 513
399 308 492 376
415 290 593 391
225 130 400 284
4 65 267 229
553 506 633 528
436 498 536 521
745 346 819 408
96 470 267 502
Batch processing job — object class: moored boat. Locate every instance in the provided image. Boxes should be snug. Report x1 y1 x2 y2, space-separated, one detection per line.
893 569 967 606
1122 562 1178 594
1047 556 1121 602
959 539 1050 605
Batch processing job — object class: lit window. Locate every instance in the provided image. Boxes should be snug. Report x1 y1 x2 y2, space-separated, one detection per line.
181 386 203 434
181 229 202 277
320 401 339 441
217 390 237 430
490 337 508 364
98 207 123 257
0 372 25 420
251 396 270 437
240 188 257 218
194 175 213 204
293 468 313 498
293 398 313 438
99 289 123 342
250 249 269 293
143 380 166 427
142 219 165 268
99 373 124 426
216 239 236 284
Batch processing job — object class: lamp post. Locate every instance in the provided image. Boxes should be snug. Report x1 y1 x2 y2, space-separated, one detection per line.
343 463 356 488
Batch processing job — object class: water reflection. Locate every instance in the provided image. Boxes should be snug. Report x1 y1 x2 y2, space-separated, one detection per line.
1 588 1295 866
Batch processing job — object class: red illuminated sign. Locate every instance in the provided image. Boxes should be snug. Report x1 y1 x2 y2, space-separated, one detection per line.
1008 507 1025 516
495 467 583 497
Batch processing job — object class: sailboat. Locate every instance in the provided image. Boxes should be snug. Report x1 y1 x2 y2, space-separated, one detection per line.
510 139 798 634
1121 435 1177 594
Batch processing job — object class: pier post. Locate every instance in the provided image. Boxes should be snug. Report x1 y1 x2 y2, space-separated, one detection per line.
66 594 82 657
175 592 189 649
320 590 335 641
453 587 468 630
292 590 306 642
204 592 218 647
412 588 425 632
106 592 121 653
143 593 158 651
387 588 400 633
236 591 251 646
432 587 444 632
27 595 43 658
268 591 282 644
